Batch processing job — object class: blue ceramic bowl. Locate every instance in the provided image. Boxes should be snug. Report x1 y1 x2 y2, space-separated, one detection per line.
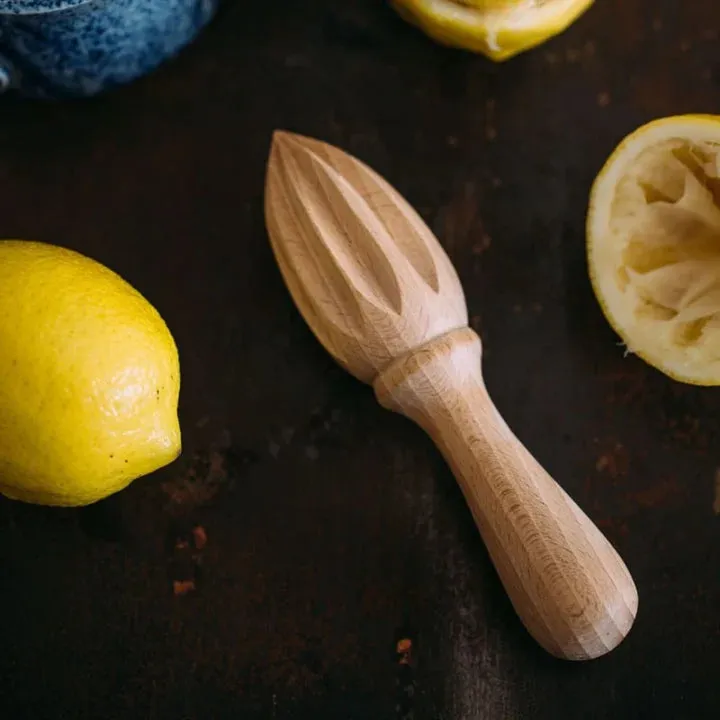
0 0 218 98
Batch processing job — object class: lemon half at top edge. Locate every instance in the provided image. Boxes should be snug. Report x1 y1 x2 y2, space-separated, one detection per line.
587 114 720 386
391 0 594 61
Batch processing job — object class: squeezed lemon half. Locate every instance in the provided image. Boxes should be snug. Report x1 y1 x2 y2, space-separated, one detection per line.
392 0 594 61
587 115 720 386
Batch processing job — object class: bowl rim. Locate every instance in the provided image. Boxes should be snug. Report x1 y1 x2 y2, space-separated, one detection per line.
0 0 92 16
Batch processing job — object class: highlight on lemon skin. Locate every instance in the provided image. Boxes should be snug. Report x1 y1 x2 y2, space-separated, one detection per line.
587 115 720 386
0 239 182 507
391 0 595 62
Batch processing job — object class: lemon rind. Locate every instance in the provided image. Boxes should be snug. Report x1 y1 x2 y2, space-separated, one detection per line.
392 0 594 61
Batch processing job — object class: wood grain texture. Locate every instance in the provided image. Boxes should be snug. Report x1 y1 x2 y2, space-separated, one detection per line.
264 132 638 660
265 130 468 385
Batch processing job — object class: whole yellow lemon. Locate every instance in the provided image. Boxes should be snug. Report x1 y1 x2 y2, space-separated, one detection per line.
0 240 181 506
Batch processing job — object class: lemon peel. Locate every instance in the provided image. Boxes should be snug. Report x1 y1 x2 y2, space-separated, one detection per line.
392 0 594 61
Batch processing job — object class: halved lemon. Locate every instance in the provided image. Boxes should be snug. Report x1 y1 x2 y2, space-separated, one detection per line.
391 0 594 61
588 115 720 386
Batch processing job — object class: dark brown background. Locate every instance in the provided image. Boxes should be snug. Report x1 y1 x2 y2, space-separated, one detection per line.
1 1 719 718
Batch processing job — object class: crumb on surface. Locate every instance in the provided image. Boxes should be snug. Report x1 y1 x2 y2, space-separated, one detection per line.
192 525 207 549
173 580 196 596
396 638 413 667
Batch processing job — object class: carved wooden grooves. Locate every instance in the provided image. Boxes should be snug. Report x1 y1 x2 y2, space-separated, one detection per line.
265 131 638 660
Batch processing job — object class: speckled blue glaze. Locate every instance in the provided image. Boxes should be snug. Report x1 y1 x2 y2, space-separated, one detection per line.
0 0 218 97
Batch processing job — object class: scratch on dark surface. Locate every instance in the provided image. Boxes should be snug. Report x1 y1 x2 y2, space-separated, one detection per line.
393 449 518 720
444 547 518 720
714 469 720 515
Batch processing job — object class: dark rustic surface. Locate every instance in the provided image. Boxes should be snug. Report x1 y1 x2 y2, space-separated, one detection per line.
1 1 719 718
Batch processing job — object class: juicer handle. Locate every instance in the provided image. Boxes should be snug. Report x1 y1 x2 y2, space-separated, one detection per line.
374 328 638 661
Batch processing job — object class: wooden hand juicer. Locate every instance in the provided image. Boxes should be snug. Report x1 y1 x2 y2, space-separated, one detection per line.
264 131 638 661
